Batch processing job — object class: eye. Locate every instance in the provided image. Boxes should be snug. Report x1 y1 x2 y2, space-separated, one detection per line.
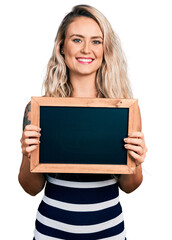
92 40 102 45
72 38 82 43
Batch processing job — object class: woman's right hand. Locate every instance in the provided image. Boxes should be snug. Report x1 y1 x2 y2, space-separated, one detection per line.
20 125 41 158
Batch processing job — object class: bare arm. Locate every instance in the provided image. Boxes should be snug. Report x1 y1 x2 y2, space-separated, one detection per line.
118 109 148 193
118 164 143 193
18 102 46 196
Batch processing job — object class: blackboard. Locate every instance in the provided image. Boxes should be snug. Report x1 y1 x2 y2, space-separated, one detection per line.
40 106 128 165
31 97 140 174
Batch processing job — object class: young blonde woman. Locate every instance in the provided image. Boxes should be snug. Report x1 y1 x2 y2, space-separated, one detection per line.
19 5 147 240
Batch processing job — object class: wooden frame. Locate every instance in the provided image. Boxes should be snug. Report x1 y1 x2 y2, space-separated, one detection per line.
31 97 140 174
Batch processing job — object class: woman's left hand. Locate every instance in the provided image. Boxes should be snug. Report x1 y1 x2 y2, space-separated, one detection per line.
124 132 148 166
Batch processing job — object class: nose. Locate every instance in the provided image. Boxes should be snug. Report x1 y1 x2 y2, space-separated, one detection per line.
81 41 91 54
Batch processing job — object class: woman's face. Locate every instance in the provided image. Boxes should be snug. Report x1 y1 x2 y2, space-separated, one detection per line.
62 17 104 78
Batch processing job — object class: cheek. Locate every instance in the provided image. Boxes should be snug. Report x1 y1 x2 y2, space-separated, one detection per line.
96 49 104 65
96 47 104 60
64 53 77 71
63 48 74 66
64 56 72 69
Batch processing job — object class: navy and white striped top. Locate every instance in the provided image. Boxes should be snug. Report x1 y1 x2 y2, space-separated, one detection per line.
33 173 126 240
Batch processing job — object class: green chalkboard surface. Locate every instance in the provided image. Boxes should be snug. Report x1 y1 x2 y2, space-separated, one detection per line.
39 106 128 165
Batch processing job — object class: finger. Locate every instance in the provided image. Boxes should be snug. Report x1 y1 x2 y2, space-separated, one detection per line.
124 144 143 155
23 130 41 138
23 145 38 155
128 132 144 139
124 137 143 147
128 150 145 165
23 138 40 146
24 125 41 132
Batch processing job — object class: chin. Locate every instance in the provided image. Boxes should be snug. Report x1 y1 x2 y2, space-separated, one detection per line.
79 71 96 76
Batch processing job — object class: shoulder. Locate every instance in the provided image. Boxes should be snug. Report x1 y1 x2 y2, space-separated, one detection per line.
23 101 31 130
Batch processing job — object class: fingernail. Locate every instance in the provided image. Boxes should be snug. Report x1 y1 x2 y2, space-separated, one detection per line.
124 138 128 142
124 144 128 148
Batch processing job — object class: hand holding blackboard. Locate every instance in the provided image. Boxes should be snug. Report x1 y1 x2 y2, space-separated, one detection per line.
31 97 140 174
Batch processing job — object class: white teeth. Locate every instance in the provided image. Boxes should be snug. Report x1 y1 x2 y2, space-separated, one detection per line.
77 58 93 62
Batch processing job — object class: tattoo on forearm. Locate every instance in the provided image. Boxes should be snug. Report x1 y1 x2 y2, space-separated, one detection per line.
23 102 31 130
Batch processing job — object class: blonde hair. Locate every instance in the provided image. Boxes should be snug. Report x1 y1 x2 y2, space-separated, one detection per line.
43 5 133 98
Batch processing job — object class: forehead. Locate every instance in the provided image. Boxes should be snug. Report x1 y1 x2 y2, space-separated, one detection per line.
65 16 103 38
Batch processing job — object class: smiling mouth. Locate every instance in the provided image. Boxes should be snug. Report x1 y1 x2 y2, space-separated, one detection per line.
76 57 94 64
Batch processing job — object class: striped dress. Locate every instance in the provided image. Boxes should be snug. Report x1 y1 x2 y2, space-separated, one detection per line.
33 173 126 240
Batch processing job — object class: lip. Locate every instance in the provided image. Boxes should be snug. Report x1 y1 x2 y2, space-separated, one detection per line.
76 57 95 64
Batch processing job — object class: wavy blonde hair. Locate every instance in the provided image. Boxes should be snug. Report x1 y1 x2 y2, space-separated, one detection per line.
43 4 133 98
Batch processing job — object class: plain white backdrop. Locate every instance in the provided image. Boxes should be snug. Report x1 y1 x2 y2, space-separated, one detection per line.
0 0 172 239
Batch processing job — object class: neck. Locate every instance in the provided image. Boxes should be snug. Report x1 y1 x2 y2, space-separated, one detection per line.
70 73 98 98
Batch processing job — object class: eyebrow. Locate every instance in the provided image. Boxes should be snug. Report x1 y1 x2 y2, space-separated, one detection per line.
69 34 103 40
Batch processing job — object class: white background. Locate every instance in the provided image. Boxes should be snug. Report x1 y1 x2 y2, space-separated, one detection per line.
0 0 172 239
